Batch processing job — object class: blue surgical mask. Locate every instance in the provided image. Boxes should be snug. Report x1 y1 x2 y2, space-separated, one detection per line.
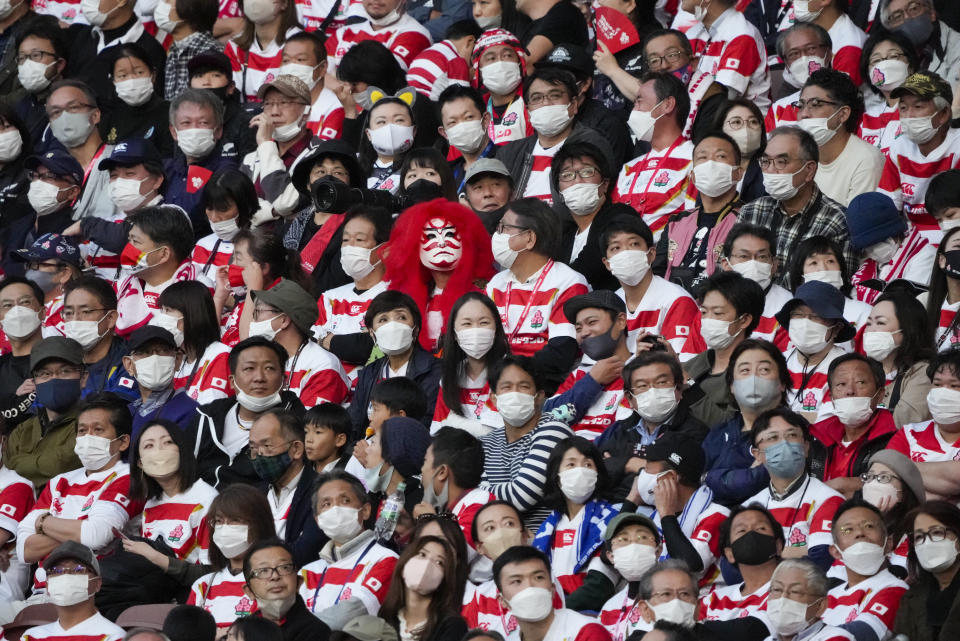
763 440 806 480
36 378 82 412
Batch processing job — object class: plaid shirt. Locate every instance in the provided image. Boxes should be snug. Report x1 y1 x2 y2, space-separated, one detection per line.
164 31 223 100
738 186 859 287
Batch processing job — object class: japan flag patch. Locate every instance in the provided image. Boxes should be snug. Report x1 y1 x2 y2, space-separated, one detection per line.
725 58 740 69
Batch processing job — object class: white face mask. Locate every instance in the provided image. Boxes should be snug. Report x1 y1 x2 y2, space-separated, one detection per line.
149 312 184 347
243 0 277 23
866 238 900 265
650 598 696 627
789 318 831 355
18 59 55 93
274 115 306 143
803 269 843 289
529 104 572 137
927 387 960 425
792 0 822 21
1 305 41 339
481 61 522 95
627 102 662 142
29 180 69 216
110 177 149 212
561 182 602 216
340 244 380 280
693 160 736 198
153 0 180 31
558 466 598 503
316 505 364 542
134 354 177 391
51 111 96 149
726 127 761 157
762 166 806 201
139 447 180 477
700 316 741 350
496 391 536 426
491 232 521 269
799 109 842 146
730 259 772 289
766 596 811 636
869 59 909 91
177 128 217 158
841 541 886 576
916 538 959 573
607 249 650 287
255 593 296 620
375 321 414 355
368 123 414 157
861 479 899 509
248 315 282 341
279 63 319 89
456 327 496 360
64 317 106 351
81 0 118 25
787 55 826 86
611 543 658 581
210 216 240 241
445 119 487 155
634 469 668 505
940 218 960 232
235 388 282 413
476 14 500 28
46 574 91 607
508 587 553 622
632 387 678 423
212 523 250 558
369 5 401 26
901 114 939 145
74 434 116 471
115 77 154 107
833 396 875 427
0 129 23 162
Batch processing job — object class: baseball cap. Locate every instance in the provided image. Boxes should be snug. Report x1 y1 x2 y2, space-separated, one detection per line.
644 432 705 482
128 326 178 353
252 278 319 337
539 44 594 78
99 139 161 171
14 233 82 267
30 336 85 372
891 70 953 104
464 158 512 185
563 289 626 323
25 149 83 185
43 540 101 576
257 74 311 104
775 280 856 343
188 51 233 79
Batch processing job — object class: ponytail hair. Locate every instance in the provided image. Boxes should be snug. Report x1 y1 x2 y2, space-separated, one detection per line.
234 228 308 290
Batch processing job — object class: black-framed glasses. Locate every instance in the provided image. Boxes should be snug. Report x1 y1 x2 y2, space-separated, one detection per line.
646 50 687 69
791 98 841 111
16 50 57 65
494 223 529 234
557 166 599 182
913 526 955 546
249 563 296 580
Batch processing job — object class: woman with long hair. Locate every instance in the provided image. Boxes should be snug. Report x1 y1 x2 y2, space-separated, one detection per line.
858 450 924 574
224 0 301 102
191 169 258 289
399 148 458 203
926 227 960 352
358 97 418 194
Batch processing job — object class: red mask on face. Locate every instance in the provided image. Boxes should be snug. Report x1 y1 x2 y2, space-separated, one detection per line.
418 217 462 272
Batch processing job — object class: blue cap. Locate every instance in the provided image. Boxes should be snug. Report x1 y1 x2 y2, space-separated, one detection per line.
98 138 161 171
775 280 856 343
845 193 906 250
14 233 82 266
25 149 83 184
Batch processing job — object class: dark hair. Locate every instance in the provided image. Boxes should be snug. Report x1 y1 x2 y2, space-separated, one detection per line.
410 514 470 595
550 141 612 195
233 228 306 288
381 536 465 639
49 79 98 108
787 235 851 293
720 503 786 553
110 43 157 78
827 353 885 393
697 271 765 336
928 347 960 384
343 205 394 245
522 67 578 104
226 617 283 641
158 280 221 362
803 69 863 134
369 377 428 419
0 276 44 308
831 497 886 538
337 40 405 93
206 484 275 570
927 227 960 340
127 207 196 264
650 621 698 641
724 339 792 405
16 15 68 65
471 499 525 545
78 392 133 437
358 97 415 176
228 336 289 374
489 354 545 393
543 437 607 513
438 84 485 119
129 419 200 502
860 30 919 97
598 214 654 255
768 126 820 164
364 290 422 331
904 501 960 579
430 426 484 489
65 275 117 310
722 223 777 261
641 29 693 57
692 130 742 165
926 169 960 218
235 0 299 51
462 631 506 641
304 403 352 451
312 469 370 515
446 19 482 40
749 407 810 447
162 605 216 641
714 98 767 159
175 0 217 31
622 351 683 389
639 71 690 128
440 292 510 417
508 198 561 259
201 169 258 230
241 537 291 582
399 147 457 201
284 30 326 64
258 408 305 442
492 546 551 591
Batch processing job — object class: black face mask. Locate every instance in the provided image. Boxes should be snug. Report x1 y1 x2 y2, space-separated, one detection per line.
730 530 779 566
581 323 620 361
943 250 960 280
404 179 444 205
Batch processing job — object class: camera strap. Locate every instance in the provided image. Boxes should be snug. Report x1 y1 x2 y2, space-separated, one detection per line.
300 213 346 274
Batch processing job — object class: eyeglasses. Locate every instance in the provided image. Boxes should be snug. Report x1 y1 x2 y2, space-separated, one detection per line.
860 472 899 485
61 307 107 322
249 563 296 580
885 0 929 27
28 170 71 183
527 90 569 107
769 587 819 601
494 223 529 235
247 440 294 459
791 98 841 111
313 167 350 181
252 307 283 322
757 429 804 446
645 50 687 69
47 565 91 576
724 117 762 131
728 251 772 262
557 166 599 182
26 261 63 272
16 50 56 65
263 99 307 110
759 156 806 171
650 589 696 601
912 525 955 546
0 297 38 312
869 51 907 65
836 520 882 537
34 366 84 383
131 345 177 358
46 102 95 121
784 43 829 63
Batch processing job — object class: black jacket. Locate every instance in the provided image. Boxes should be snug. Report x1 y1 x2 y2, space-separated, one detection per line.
192 391 305 487
266 595 331 641
561 202 634 292
259 464 327 568
389 614 467 641
576 99 632 167
99 94 174 157
894 572 960 641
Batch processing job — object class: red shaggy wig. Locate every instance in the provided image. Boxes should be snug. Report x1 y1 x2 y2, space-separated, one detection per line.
383 199 494 350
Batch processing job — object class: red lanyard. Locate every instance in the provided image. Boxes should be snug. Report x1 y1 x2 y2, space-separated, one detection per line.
624 136 685 214
501 260 554 342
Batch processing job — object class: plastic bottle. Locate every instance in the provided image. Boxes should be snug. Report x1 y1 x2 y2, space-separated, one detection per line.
375 481 406 541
